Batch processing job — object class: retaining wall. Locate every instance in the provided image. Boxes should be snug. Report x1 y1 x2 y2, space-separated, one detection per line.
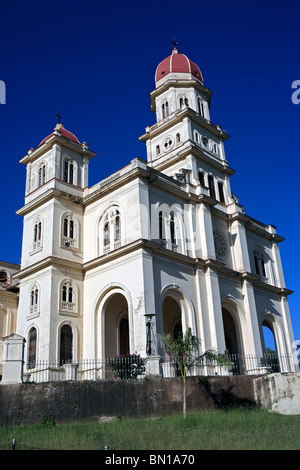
0 375 258 425
0 374 298 425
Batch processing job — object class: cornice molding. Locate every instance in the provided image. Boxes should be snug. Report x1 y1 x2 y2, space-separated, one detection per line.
15 239 292 297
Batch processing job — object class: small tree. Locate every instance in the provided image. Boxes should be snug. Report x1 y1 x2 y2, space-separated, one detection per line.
159 328 230 419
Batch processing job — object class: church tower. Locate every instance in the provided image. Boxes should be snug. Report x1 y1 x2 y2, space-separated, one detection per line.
139 44 295 359
16 121 95 372
140 44 232 199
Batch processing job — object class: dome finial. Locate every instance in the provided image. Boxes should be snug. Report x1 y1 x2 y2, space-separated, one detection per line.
171 37 179 53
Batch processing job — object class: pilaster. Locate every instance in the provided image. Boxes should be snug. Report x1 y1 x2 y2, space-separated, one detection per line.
230 219 251 272
197 202 215 259
204 266 226 352
242 278 263 355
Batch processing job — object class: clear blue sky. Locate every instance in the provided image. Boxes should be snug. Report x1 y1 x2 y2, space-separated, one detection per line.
1 0 299 345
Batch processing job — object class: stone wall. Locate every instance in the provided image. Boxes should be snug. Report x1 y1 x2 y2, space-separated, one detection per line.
0 375 258 425
254 373 300 415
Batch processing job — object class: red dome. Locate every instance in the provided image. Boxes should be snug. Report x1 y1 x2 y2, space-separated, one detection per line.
38 124 80 147
155 49 203 83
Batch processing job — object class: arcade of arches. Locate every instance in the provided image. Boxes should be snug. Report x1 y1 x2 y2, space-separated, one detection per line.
99 292 278 360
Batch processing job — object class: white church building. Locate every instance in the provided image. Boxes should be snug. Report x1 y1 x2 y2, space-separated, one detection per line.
0 46 296 381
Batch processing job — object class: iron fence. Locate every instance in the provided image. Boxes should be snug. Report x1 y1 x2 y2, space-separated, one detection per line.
23 355 146 383
22 353 299 383
161 352 300 377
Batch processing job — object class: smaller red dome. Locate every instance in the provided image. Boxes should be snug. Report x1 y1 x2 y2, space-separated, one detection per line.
38 124 80 147
155 48 203 83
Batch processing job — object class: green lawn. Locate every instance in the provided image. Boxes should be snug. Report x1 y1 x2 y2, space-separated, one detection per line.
0 408 299 450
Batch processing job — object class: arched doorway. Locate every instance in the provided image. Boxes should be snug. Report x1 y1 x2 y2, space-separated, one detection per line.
222 307 241 374
162 295 182 375
162 295 182 339
222 308 239 355
104 293 129 358
262 317 280 372
60 325 73 365
262 318 276 352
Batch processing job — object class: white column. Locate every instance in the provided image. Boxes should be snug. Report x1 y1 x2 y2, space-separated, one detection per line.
280 294 295 357
242 278 263 356
82 158 88 188
204 267 226 353
271 241 286 288
52 143 61 180
25 162 32 195
197 202 215 259
230 219 251 272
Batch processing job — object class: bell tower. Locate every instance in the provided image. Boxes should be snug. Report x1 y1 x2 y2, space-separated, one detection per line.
17 121 96 268
139 44 234 201
16 121 96 367
21 121 95 196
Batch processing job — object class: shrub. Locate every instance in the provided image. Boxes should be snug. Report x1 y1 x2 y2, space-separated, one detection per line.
109 354 146 379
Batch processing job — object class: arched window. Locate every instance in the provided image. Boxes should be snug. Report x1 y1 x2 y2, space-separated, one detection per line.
102 208 121 253
162 101 169 119
63 159 75 185
198 98 205 117
33 217 42 250
199 171 205 187
218 181 225 203
156 145 160 156
38 164 46 187
30 287 38 306
34 221 42 243
254 249 266 279
60 325 73 365
208 175 216 199
30 283 39 314
60 280 76 313
158 210 179 251
28 327 37 369
62 213 77 248
179 97 189 108
176 133 180 143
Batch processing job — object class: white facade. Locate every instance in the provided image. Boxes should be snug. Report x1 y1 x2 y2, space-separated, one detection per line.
4 46 295 378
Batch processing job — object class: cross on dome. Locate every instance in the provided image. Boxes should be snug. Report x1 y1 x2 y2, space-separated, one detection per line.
56 112 63 124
